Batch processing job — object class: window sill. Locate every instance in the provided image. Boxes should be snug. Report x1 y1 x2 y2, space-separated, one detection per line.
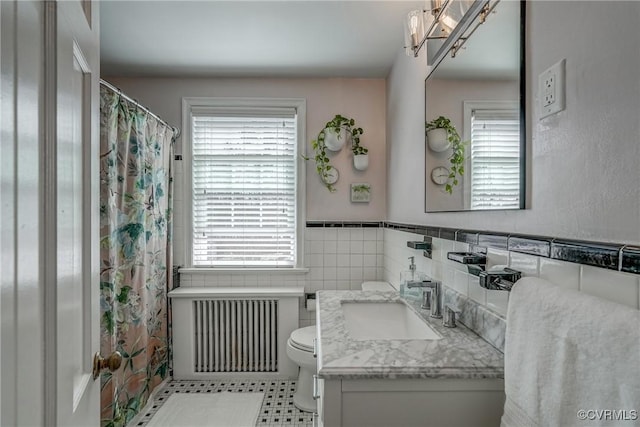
178 267 309 275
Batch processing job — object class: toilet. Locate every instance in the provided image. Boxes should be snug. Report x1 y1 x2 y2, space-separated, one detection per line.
361 280 394 291
286 325 317 412
286 281 392 412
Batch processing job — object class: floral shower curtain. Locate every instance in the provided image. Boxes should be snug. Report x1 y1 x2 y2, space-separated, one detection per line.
99 84 175 427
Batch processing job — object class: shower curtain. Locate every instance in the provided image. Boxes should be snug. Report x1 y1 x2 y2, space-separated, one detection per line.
99 84 175 427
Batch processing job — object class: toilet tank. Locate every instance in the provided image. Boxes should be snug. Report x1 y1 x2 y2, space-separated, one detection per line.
361 281 394 291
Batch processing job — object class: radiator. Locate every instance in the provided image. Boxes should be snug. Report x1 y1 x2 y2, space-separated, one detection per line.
193 299 278 373
169 287 302 379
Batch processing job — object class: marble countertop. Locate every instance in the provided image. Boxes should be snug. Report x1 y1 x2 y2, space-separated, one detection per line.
315 290 504 380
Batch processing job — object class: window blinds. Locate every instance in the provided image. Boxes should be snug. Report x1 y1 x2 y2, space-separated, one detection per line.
470 109 520 210
191 111 297 267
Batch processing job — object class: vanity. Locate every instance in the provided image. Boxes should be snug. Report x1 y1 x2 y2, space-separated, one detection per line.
314 290 505 427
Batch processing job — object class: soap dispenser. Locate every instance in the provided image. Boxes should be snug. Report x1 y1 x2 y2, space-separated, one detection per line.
399 256 417 296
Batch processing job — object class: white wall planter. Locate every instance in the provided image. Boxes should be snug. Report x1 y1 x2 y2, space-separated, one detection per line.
353 154 369 171
427 128 451 152
324 128 348 151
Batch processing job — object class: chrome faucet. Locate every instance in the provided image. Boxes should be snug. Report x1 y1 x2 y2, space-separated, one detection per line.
406 280 442 319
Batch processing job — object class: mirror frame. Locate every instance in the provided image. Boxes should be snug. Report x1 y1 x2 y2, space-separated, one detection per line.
424 0 526 213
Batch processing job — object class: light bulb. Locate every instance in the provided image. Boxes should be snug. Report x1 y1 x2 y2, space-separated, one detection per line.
410 14 419 33
406 10 424 49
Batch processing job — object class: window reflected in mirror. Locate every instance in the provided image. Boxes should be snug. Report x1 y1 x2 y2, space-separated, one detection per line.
465 101 520 210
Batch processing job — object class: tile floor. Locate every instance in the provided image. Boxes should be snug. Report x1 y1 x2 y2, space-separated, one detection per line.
135 379 314 427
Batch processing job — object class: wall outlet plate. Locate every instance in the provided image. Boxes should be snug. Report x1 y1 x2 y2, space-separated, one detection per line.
538 58 566 119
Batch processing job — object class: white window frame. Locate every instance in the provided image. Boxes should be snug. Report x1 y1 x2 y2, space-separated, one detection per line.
463 100 519 210
182 97 306 270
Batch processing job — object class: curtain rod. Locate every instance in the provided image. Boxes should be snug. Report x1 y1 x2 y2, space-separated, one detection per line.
99 79 181 139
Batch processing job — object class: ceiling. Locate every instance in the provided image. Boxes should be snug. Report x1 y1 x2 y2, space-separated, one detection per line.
100 1 423 78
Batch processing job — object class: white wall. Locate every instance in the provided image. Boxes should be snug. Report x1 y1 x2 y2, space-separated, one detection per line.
106 77 387 222
387 1 640 245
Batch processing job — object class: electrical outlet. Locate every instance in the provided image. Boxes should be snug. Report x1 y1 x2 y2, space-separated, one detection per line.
538 59 565 119
542 74 555 107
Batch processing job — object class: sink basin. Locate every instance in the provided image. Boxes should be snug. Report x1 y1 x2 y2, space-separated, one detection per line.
341 302 441 340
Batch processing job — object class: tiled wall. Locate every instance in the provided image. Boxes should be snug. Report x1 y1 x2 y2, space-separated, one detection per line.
303 226 385 292
178 225 385 327
176 218 640 331
383 228 640 319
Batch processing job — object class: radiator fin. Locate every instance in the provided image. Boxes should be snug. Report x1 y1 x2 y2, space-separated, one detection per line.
193 299 279 373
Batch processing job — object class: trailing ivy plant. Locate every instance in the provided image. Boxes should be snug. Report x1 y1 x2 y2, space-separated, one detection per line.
425 116 467 194
352 143 368 156
352 184 370 193
307 137 334 191
303 114 367 192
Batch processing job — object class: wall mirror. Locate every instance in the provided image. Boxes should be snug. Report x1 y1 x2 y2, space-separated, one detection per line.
424 0 525 212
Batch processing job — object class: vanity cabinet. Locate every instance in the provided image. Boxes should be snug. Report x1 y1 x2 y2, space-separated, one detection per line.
316 377 504 427
315 290 506 426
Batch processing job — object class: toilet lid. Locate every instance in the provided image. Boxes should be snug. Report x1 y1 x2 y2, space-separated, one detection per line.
361 281 393 291
290 326 316 352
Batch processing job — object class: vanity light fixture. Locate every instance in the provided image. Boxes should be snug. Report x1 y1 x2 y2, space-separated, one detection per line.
404 0 497 58
404 0 451 57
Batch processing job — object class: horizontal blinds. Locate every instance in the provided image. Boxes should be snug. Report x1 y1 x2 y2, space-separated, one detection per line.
192 114 297 267
470 109 520 210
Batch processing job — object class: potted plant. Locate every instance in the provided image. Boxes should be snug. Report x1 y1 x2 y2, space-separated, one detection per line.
324 127 347 151
323 114 353 151
425 116 466 194
352 139 368 171
303 114 367 191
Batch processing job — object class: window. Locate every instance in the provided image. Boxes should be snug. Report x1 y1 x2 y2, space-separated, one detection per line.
464 101 520 210
184 98 306 268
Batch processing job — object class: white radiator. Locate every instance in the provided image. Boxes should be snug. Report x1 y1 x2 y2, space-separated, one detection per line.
193 299 278 373
169 287 303 379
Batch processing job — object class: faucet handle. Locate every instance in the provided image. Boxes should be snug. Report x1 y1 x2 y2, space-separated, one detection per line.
443 305 458 328
421 288 432 310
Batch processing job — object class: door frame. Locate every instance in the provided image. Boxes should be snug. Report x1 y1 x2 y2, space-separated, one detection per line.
1 2 47 425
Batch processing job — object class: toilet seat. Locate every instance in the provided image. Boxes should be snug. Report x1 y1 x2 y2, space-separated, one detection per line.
289 326 315 352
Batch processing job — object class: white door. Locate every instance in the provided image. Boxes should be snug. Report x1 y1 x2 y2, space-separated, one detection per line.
51 0 103 425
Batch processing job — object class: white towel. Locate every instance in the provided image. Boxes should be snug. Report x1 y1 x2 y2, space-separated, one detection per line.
502 277 640 427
